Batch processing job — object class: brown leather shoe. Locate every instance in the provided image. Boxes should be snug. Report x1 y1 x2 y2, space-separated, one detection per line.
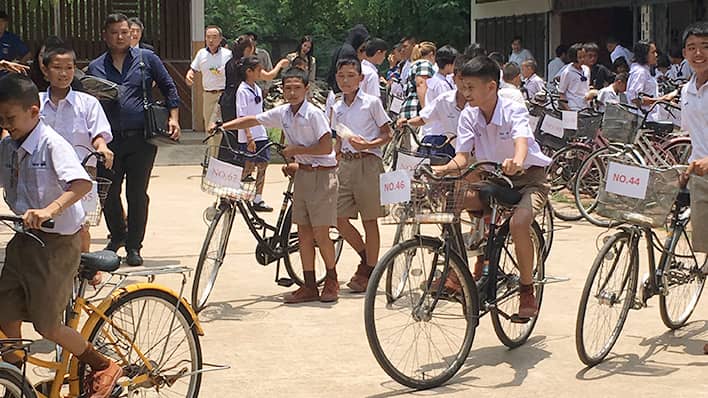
431 270 462 295
518 287 539 319
347 273 369 293
320 278 340 302
85 360 122 398
284 286 320 304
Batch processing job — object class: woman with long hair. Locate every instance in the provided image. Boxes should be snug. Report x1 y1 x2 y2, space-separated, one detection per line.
288 35 316 83
626 40 666 120
398 41 436 122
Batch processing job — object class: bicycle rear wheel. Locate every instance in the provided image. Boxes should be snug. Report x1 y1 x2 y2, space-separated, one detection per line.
365 236 478 390
662 139 692 166
659 218 707 329
82 289 203 398
490 222 546 348
548 144 592 221
192 201 234 312
0 368 36 398
536 201 554 262
575 231 638 366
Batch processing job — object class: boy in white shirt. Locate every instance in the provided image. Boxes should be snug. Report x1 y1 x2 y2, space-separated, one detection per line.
331 58 392 292
498 63 526 105
435 56 552 320
425 45 458 106
222 68 340 303
520 59 545 100
359 38 388 98
39 46 114 254
558 43 590 110
594 72 628 112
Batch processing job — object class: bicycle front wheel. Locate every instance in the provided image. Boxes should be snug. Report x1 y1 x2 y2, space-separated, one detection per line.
575 231 638 367
548 144 592 221
365 236 479 390
0 368 36 398
192 201 234 312
659 218 707 329
82 288 203 398
490 222 546 348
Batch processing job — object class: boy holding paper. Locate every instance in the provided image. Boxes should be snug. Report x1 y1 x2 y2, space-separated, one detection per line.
331 58 392 293
435 56 551 320
221 67 340 303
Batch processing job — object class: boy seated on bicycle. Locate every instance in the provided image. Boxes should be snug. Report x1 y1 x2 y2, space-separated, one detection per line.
0 74 122 398
221 67 340 304
434 56 551 319
331 58 392 293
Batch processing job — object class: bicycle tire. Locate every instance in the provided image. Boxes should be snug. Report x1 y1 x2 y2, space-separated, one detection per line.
490 221 546 348
575 231 638 367
281 207 344 286
81 289 203 398
365 236 479 390
0 368 36 398
662 138 692 166
659 217 706 329
192 202 234 313
537 202 554 262
548 144 593 222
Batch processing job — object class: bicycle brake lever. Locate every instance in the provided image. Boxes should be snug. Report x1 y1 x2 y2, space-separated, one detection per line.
4 221 47 248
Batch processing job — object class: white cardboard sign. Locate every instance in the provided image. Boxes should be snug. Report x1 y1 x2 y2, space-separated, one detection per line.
390 96 404 114
205 157 244 190
604 162 650 199
529 115 540 132
81 181 99 213
395 151 430 174
541 115 564 138
380 170 411 206
562 110 578 130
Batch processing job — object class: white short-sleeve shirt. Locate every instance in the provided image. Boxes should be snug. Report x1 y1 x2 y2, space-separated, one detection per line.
509 49 534 66
236 81 268 142
455 96 551 169
610 45 633 64
668 60 693 82
627 63 659 120
256 101 336 167
419 89 465 137
39 89 113 167
558 64 591 110
0 122 91 234
523 74 545 99
547 57 566 81
360 59 381 98
422 72 456 136
189 47 233 91
597 85 628 113
681 75 708 162
331 91 391 157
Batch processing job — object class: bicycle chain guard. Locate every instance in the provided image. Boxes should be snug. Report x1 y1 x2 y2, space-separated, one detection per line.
255 237 279 266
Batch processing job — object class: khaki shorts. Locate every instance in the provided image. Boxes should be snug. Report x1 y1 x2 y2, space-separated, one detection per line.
0 231 81 333
510 166 550 216
689 175 708 253
337 156 385 221
293 167 338 227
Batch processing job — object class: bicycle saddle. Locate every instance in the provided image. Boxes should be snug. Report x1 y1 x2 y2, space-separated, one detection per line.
80 250 121 273
478 183 522 208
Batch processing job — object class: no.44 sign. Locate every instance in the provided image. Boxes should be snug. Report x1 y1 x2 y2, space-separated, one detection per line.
380 170 411 205
604 162 650 199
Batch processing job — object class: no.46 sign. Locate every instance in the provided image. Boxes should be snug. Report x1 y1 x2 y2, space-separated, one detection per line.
604 162 650 199
380 170 411 205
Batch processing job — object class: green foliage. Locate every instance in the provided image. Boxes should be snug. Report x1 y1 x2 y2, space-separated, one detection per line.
205 0 471 75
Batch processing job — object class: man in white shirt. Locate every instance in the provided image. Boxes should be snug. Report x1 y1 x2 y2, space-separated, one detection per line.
359 38 388 98
498 62 526 105
607 37 633 64
185 25 232 131
398 36 416 84
508 36 534 66
547 44 569 81
520 59 545 100
558 43 590 110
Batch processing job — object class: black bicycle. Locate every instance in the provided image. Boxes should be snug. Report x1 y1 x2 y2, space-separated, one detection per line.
364 162 546 389
192 130 344 312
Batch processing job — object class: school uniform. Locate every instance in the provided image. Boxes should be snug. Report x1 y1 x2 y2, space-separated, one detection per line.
610 45 633 64
235 81 270 163
668 60 693 82
0 121 91 332
627 63 660 120
422 72 456 139
332 91 390 220
681 75 708 252
597 85 627 113
547 57 566 81
456 96 551 215
360 59 381 98
418 89 465 159
256 101 338 227
558 64 591 111
523 73 545 100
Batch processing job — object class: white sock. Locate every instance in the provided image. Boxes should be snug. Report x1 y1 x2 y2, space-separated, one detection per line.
255 194 263 203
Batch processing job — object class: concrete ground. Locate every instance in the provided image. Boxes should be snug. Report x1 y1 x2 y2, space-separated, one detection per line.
3 164 708 397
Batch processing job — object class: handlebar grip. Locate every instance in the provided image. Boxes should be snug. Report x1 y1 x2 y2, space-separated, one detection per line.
41 219 55 229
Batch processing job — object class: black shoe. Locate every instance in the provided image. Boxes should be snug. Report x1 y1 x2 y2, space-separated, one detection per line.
242 175 256 183
253 201 273 212
126 249 143 266
105 240 126 253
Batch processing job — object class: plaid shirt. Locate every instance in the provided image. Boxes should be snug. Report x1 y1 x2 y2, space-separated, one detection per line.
401 60 435 119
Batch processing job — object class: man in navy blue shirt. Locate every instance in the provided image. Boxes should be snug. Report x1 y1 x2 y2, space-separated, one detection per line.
0 11 30 65
88 13 180 266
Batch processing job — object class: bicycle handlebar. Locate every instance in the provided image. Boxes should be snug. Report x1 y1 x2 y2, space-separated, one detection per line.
206 128 286 159
0 214 55 229
415 161 514 189
396 125 456 151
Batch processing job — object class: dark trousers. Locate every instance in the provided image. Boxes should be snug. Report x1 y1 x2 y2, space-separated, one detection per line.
99 135 157 250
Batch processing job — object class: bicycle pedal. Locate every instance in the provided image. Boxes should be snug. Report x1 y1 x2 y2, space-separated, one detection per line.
510 314 532 324
277 278 294 287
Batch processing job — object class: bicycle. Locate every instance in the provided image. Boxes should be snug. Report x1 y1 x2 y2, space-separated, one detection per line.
0 215 210 397
192 129 344 312
364 161 548 389
575 164 706 366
